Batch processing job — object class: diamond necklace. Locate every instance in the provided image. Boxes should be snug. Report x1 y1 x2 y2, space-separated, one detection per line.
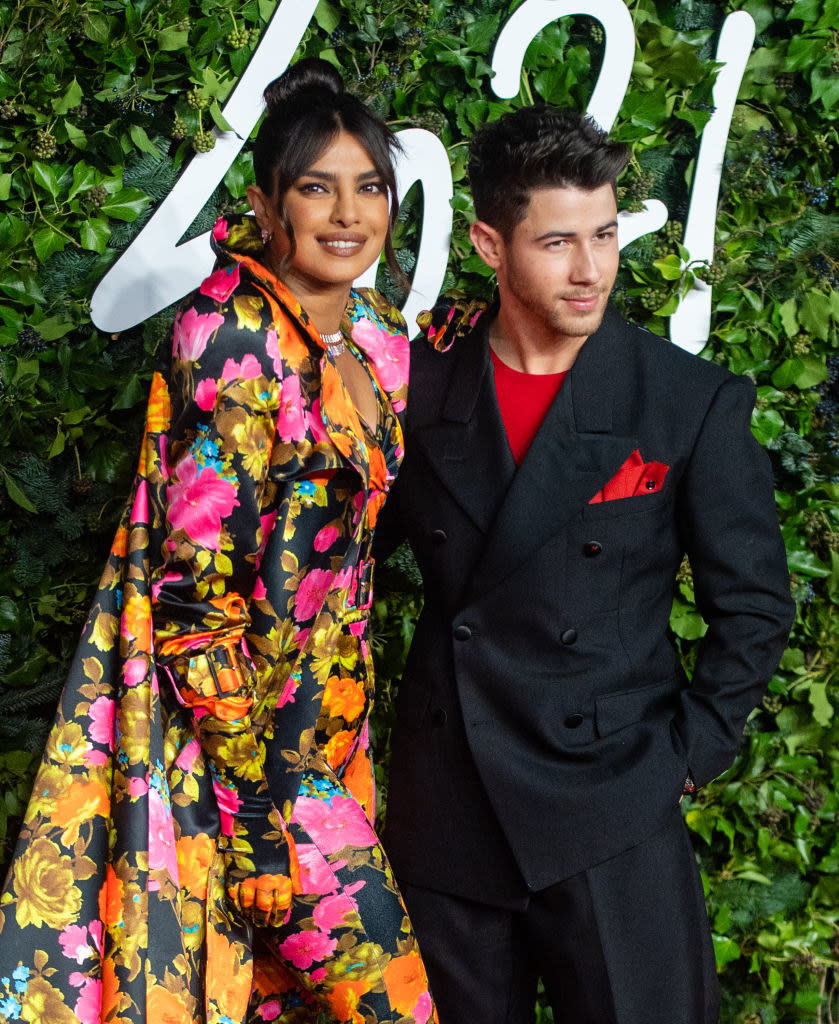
321 330 345 357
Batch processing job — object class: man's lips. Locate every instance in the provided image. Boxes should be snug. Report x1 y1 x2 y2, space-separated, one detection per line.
562 293 603 311
319 234 367 256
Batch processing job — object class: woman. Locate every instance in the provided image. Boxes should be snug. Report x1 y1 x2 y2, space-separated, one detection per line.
0 60 436 1024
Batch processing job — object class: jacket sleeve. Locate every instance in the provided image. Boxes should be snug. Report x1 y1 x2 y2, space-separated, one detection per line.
674 374 795 788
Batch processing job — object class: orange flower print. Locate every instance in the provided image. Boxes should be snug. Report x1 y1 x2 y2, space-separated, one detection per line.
342 746 374 822
98 863 124 928
52 779 110 845
145 371 172 434
206 924 253 1022
324 729 356 771
327 978 370 1024
146 983 194 1024
121 592 151 653
368 445 388 491
323 676 366 722
176 833 214 900
382 950 429 1017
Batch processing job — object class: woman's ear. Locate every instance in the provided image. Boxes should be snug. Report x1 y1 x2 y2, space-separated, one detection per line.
246 185 273 234
469 220 505 271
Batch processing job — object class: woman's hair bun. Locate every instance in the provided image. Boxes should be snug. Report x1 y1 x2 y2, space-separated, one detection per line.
264 58 344 112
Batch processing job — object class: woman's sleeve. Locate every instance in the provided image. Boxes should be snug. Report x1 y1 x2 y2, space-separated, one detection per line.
152 288 283 721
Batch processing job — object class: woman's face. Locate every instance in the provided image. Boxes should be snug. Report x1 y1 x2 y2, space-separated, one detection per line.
256 130 391 293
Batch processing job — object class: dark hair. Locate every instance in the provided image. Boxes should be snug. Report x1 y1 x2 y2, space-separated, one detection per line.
468 106 630 238
254 58 405 284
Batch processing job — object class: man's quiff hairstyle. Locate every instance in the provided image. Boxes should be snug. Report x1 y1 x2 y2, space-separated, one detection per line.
468 106 631 238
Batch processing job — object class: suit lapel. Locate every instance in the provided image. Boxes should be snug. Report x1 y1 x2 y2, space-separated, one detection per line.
466 309 639 600
411 316 515 533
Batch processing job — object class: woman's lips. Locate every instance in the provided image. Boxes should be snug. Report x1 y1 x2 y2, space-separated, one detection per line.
319 235 366 256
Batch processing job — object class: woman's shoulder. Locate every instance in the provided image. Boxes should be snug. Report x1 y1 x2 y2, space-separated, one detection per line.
347 287 407 338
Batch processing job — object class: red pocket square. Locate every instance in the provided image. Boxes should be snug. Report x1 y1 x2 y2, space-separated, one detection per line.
588 449 669 504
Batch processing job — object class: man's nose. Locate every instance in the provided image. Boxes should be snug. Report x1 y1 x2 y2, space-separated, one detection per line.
569 244 600 283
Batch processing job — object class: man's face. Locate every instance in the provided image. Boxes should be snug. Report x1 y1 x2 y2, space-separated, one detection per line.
492 183 620 344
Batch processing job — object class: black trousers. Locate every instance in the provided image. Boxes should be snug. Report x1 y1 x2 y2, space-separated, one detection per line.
401 813 719 1024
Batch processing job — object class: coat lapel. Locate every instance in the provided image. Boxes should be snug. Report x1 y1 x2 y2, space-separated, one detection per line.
466 309 640 600
411 316 516 533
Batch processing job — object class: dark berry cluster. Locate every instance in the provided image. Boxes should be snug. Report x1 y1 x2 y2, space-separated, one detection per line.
641 286 669 311
694 261 726 285
664 221 683 243
0 99 15 120
809 253 837 287
227 26 249 49
171 114 188 141
589 22 603 44
83 185 108 209
33 128 57 159
803 183 830 207
187 88 210 111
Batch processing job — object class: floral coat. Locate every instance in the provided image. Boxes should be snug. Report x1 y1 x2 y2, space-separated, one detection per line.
0 217 434 1024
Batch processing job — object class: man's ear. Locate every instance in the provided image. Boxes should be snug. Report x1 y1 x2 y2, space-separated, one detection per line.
469 220 505 271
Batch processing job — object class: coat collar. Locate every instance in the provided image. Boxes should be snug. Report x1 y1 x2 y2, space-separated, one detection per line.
414 304 641 597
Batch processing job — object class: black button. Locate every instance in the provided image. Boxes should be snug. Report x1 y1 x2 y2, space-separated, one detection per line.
583 541 602 557
431 708 447 728
431 529 448 544
560 628 578 645
454 625 472 641
645 479 656 490
565 713 584 729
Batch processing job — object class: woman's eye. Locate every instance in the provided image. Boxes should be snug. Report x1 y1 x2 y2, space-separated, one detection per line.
298 182 327 194
360 181 385 194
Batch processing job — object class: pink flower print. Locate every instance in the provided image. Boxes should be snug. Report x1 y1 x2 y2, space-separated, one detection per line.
212 217 229 242
252 577 267 601
167 453 238 551
265 328 283 377
147 786 179 883
294 843 338 895
87 696 115 747
175 738 200 772
277 671 298 709
413 991 434 1024
313 891 358 933
59 924 95 964
213 778 241 837
221 352 262 381
129 777 148 798
122 655 148 688
292 795 377 855
277 374 307 442
314 525 338 553
309 967 327 983
195 377 218 412
131 479 148 525
200 263 240 303
83 748 108 768
278 930 337 970
73 977 102 1024
351 318 409 393
306 400 330 444
259 1001 282 1021
173 307 225 362
293 568 335 623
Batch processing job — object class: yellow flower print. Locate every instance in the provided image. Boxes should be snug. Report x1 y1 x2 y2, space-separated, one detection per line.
233 293 264 331
230 415 273 477
52 778 110 846
19 974 78 1024
43 721 88 767
145 371 172 433
10 836 82 930
116 687 151 765
322 676 366 722
90 610 119 653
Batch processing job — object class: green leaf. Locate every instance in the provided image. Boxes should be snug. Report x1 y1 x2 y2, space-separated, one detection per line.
653 255 683 281
2 472 37 513
129 124 161 157
157 27 190 51
83 11 112 43
80 216 111 253
32 227 67 263
31 161 61 199
798 290 831 341
63 120 87 150
811 66 839 111
53 77 84 115
48 429 66 457
113 374 147 409
712 936 741 968
0 597 21 631
807 682 833 727
258 0 276 19
68 163 98 200
36 315 74 341
99 187 150 222
778 298 798 338
670 599 708 640
0 173 11 201
209 101 233 133
314 0 340 34
789 0 821 19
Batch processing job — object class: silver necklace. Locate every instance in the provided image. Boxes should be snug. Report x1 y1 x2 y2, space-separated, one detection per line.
321 329 345 357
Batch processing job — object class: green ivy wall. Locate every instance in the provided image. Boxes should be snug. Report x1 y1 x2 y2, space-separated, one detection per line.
0 1 837 1020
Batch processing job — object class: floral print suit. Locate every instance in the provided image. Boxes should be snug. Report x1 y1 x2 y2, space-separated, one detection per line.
0 216 436 1024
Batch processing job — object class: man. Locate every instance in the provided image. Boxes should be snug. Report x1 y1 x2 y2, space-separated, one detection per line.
377 106 794 1023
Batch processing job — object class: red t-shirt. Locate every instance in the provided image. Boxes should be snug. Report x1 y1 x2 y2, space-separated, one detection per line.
490 349 567 465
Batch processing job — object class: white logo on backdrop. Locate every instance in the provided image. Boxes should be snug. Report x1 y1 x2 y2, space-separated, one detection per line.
90 0 755 354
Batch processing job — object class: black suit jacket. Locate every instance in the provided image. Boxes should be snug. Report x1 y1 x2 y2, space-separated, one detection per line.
379 306 794 904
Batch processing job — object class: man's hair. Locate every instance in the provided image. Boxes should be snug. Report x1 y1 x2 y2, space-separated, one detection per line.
468 106 631 238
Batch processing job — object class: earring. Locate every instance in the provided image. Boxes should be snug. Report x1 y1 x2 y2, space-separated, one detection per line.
261 228 272 244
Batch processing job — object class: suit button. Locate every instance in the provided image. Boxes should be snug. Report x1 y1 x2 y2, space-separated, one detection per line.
454 625 472 641
560 628 578 645
583 541 602 557
645 479 656 490
564 713 584 729
431 529 448 544
431 708 447 727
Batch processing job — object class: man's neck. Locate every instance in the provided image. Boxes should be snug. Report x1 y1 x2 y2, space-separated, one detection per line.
490 302 589 375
